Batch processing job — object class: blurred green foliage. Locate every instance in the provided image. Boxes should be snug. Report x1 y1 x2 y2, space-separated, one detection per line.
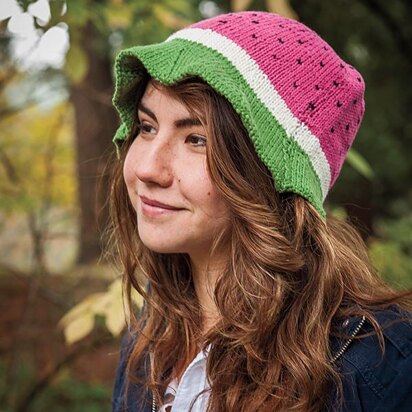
0 359 110 412
369 210 412 287
31 378 110 412
0 103 76 214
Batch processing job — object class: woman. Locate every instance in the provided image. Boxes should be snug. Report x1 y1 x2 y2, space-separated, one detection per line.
110 11 412 412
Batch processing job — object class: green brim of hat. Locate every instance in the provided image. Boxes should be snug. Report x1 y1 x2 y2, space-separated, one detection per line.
112 39 326 218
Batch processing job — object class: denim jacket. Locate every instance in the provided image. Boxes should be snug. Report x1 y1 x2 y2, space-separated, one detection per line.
112 307 412 411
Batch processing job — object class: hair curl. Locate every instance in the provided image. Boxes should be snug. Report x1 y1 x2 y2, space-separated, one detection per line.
108 75 412 411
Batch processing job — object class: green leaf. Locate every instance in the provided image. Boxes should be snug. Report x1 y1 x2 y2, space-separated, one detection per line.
369 240 412 287
328 206 347 220
346 149 374 179
65 0 90 28
49 0 65 26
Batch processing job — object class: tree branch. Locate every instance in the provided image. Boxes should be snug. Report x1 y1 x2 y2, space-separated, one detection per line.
15 333 114 412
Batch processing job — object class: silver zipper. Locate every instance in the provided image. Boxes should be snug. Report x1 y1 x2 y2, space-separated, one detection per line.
331 315 366 363
150 350 157 412
151 315 366 410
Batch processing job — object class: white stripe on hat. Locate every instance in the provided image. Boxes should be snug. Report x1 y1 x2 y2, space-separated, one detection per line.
167 28 331 200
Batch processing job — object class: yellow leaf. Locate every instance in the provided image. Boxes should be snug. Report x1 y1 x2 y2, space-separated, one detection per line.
231 0 253 12
90 293 112 316
265 0 299 20
59 293 102 328
109 277 143 326
132 288 144 309
59 278 145 343
104 278 126 336
108 277 122 294
64 44 88 84
153 4 192 30
105 296 126 336
63 311 95 345
106 6 133 29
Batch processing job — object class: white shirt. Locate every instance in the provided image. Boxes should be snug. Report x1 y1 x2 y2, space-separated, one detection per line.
159 346 210 412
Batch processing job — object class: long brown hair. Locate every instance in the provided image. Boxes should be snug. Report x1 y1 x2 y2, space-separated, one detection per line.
109 75 412 411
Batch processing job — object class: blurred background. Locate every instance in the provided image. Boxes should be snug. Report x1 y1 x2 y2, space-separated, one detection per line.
0 0 411 411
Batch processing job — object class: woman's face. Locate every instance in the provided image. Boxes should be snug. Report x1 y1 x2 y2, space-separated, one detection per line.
123 82 230 260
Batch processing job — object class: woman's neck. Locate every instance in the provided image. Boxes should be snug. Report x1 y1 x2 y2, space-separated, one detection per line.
190 252 227 335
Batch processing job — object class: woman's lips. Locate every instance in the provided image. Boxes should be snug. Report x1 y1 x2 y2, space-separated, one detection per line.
139 196 184 217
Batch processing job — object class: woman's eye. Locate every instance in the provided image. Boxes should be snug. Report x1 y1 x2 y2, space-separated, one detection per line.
139 121 156 135
186 134 207 147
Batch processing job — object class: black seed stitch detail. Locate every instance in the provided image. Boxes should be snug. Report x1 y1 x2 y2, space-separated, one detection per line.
297 58 303 65
337 101 343 108
333 80 339 87
308 102 316 110
252 20 259 24
330 127 334 133
252 34 257 39
315 85 320 90
320 61 325 67
272 54 278 60
218 20 227 23
293 81 298 88
340 63 345 69
346 124 350 131
324 46 328 50
353 99 358 104
279 24 284 28
357 77 362 82
278 38 284 44
298 39 304 44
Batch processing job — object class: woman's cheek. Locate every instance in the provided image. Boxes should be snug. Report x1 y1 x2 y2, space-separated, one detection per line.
123 155 135 189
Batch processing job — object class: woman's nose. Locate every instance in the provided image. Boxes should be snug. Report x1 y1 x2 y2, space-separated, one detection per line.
134 136 174 187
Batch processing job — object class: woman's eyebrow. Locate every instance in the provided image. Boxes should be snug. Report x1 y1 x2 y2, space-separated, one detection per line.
174 117 202 129
138 102 203 129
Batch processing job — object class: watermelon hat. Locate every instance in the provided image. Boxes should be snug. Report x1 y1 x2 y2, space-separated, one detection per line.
112 11 365 218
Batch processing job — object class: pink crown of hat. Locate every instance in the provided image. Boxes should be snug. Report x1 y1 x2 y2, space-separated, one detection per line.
113 11 366 217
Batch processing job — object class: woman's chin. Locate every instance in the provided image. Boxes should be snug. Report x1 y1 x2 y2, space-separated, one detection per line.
140 237 186 255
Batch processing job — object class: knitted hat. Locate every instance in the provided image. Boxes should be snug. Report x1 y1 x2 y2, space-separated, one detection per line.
112 11 365 218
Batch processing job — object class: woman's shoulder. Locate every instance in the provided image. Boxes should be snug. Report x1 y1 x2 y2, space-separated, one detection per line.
334 305 412 412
